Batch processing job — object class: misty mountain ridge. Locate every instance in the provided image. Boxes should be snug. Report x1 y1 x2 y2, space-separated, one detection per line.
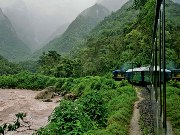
42 23 70 47
0 8 30 61
80 3 109 17
31 4 110 59
2 0 37 51
1 0 69 52
0 0 97 52
99 0 128 11
75 0 180 74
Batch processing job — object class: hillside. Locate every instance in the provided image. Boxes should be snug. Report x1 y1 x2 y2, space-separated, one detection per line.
2 0 37 51
31 4 110 59
75 0 180 75
76 0 138 75
0 55 23 75
0 8 31 62
1 0 73 51
43 23 70 46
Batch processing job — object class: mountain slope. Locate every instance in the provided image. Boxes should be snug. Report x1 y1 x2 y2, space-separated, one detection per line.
43 23 70 46
31 4 110 59
0 8 30 61
1 0 70 51
76 0 180 75
2 0 37 51
0 55 23 75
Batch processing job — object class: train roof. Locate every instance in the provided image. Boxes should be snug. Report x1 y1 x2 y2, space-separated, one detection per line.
126 66 171 73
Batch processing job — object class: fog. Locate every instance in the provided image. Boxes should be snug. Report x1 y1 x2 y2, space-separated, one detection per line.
0 0 131 51
173 0 180 3
100 0 128 11
0 0 97 51
0 0 97 21
0 0 179 51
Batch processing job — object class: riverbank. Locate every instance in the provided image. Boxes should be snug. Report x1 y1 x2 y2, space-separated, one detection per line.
0 89 60 135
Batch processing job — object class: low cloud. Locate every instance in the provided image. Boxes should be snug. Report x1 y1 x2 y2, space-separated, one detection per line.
0 0 97 50
96 0 103 3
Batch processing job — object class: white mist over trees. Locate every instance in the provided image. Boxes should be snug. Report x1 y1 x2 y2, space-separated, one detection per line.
0 0 97 51
0 0 136 53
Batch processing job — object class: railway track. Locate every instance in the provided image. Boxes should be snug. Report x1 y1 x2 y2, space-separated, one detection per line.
136 86 174 135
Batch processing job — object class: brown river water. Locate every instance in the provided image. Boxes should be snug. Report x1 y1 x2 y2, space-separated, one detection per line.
0 89 60 135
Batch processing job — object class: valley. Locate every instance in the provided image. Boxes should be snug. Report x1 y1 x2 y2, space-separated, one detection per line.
0 0 179 134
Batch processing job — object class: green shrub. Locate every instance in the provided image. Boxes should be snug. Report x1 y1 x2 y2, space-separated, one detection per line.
90 80 102 91
61 78 74 92
167 86 180 135
100 89 121 102
15 73 49 89
90 86 136 135
100 78 117 90
0 75 18 88
79 92 107 127
87 122 127 135
168 80 180 88
55 78 66 89
107 109 131 124
119 79 128 87
73 82 86 97
0 72 59 90
105 122 127 135
36 100 95 135
45 77 57 87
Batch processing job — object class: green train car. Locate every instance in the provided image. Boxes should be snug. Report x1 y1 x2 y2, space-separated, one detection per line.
171 69 180 81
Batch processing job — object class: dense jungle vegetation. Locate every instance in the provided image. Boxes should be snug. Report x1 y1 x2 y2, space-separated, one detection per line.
0 0 180 134
166 84 180 135
31 0 180 76
32 4 110 59
74 0 180 75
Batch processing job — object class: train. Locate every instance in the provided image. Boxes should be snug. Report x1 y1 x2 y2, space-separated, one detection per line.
112 66 180 85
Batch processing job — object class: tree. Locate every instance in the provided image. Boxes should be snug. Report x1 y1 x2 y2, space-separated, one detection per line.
133 0 149 9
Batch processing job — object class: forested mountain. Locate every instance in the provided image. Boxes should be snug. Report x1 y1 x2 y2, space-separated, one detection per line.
75 0 180 75
75 0 138 75
0 8 31 62
0 0 73 51
0 55 23 75
2 0 37 51
31 4 110 59
100 0 128 11
44 23 70 46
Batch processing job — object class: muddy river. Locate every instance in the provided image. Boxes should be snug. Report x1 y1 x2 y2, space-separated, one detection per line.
0 89 60 135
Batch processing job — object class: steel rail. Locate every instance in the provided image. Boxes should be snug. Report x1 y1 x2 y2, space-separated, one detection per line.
152 0 166 133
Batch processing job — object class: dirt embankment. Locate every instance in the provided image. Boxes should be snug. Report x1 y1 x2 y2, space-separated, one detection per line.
129 87 143 135
0 89 61 135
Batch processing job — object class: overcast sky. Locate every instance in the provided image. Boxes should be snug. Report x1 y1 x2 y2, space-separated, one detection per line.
0 0 100 50
0 0 97 19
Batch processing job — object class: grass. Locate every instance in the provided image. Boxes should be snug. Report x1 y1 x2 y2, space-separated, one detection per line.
167 85 180 135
